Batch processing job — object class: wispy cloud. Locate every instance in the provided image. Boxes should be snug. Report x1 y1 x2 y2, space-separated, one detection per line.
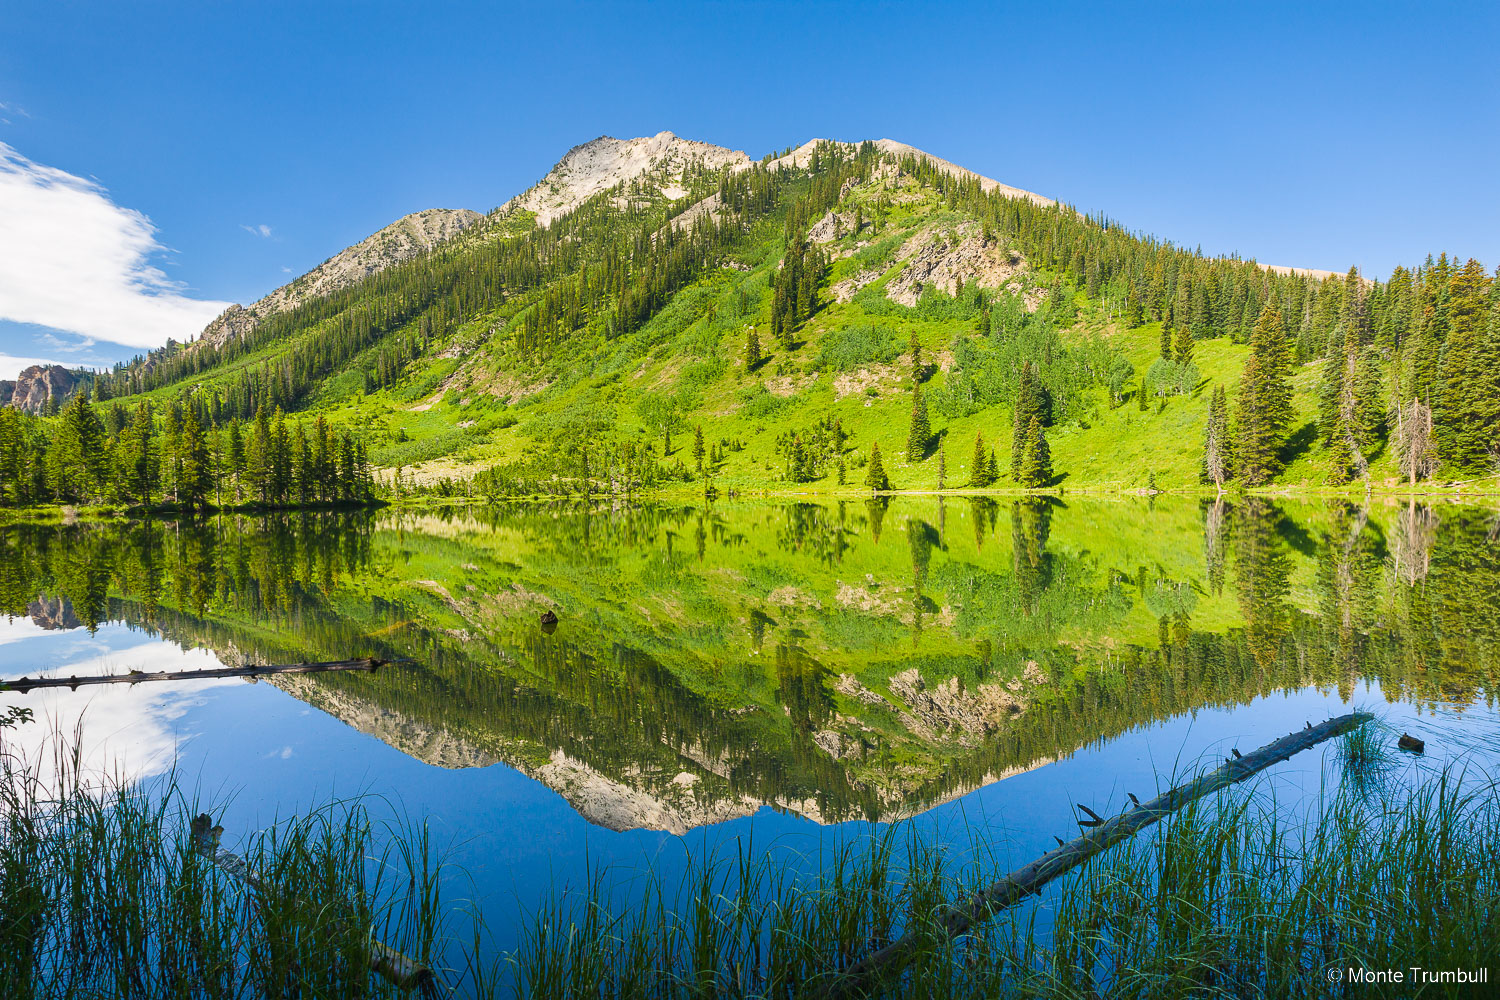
0 354 66 380
0 143 231 351
0 101 32 126
241 223 273 238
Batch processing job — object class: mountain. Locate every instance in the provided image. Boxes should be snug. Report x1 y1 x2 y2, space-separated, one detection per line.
197 207 483 349
500 130 752 225
31 131 1498 508
1 363 83 414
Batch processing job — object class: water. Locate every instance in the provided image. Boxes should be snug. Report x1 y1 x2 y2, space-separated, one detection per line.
2 497 1497 961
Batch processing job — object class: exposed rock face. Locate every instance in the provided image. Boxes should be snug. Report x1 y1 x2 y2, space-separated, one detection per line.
886 224 1027 306
501 131 751 227
267 674 501 770
1 365 80 414
887 668 1023 744
28 595 82 630
198 208 483 350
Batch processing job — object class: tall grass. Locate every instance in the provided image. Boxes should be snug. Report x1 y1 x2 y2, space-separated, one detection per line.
5 721 1496 999
0 728 446 999
494 764 1500 999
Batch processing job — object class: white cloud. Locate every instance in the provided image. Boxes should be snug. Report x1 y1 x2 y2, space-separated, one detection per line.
241 223 272 238
0 353 66 380
0 143 232 350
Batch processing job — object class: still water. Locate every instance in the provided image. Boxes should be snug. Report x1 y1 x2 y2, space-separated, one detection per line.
2 497 1497 957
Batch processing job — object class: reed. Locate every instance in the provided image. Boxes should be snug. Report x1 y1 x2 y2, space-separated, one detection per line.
4 719 1496 999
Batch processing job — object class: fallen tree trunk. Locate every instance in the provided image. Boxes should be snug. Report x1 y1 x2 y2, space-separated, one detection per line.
823 711 1374 999
3 657 400 693
189 814 442 998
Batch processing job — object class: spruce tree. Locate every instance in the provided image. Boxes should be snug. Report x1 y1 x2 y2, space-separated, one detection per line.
865 442 889 492
693 425 705 473
745 329 762 371
1019 417 1052 488
1173 323 1195 366
907 383 931 462
937 446 946 490
178 407 212 508
1236 304 1292 485
967 432 990 487
1160 320 1173 360
1010 364 1045 479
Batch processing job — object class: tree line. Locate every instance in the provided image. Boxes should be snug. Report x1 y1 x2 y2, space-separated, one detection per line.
0 388 376 509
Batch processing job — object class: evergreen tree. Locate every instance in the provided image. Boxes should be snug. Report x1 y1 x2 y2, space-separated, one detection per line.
1236 304 1292 485
906 383 931 461
1173 323 1195 366
1010 364 1046 479
1202 385 1231 491
178 407 212 508
865 442 889 492
745 328 762 371
1160 320 1173 360
937 446 946 489
692 425 705 473
1019 417 1052 488
967 432 991 487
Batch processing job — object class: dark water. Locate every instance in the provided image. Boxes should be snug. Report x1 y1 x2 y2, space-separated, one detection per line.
2 498 1497 958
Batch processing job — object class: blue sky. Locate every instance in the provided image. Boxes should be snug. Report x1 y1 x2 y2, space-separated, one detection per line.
2 1 1496 376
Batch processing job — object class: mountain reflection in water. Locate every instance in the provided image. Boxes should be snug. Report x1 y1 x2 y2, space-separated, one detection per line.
2 498 1497 833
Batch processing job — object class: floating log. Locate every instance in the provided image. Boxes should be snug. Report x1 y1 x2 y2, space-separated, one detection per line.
2 657 402 694
821 711 1374 999
190 814 442 997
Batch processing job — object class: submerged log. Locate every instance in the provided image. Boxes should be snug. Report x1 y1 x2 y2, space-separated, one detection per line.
822 711 1374 999
190 814 442 997
2 657 401 694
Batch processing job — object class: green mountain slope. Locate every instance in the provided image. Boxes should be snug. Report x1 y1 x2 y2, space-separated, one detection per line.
29 134 1499 504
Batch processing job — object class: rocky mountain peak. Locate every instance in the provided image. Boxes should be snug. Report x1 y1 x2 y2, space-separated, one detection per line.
500 131 752 226
1 364 81 414
198 207 483 350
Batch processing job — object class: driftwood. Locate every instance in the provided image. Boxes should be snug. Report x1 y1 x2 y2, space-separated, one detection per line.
2 657 401 694
822 712 1374 999
189 814 442 997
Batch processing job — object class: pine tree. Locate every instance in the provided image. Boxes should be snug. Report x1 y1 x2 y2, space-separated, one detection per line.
745 329 762 371
865 442 889 492
1019 418 1052 488
967 432 990 487
1160 320 1173 360
1173 323 1195 366
906 383 931 462
1236 304 1292 485
178 407 212 508
692 425 705 473
1010 364 1046 479
937 446 946 489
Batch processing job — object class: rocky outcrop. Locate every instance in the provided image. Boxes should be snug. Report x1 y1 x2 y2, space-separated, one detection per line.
886 225 1027 306
1 365 80 414
28 595 82 630
266 674 501 770
198 208 483 350
887 668 1024 744
501 131 751 227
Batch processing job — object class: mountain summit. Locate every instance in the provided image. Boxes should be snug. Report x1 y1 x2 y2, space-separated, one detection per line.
499 131 752 225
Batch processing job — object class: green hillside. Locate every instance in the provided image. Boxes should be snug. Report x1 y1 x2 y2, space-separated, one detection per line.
3 138 1497 509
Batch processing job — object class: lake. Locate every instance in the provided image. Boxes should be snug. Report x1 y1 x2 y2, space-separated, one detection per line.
3 497 1497 966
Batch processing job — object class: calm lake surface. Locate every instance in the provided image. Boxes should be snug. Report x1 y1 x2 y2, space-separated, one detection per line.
3 498 1498 960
